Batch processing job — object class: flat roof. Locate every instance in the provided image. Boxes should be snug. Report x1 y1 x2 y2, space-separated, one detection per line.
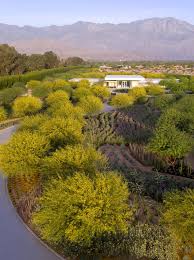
69 78 101 82
105 75 145 81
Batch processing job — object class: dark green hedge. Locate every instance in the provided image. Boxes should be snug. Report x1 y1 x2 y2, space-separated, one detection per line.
0 66 78 90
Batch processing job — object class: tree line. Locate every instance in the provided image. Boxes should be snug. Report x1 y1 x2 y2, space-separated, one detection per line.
0 44 60 75
0 44 85 76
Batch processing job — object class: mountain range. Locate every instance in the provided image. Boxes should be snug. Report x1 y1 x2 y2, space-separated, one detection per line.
1 17 194 60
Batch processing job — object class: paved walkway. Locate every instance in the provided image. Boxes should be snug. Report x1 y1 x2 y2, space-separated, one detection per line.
0 126 62 260
103 103 115 113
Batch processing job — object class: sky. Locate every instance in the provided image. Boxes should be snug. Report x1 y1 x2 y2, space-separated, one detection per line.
0 0 194 26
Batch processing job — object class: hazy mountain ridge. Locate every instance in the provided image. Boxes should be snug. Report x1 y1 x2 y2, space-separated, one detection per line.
1 17 194 60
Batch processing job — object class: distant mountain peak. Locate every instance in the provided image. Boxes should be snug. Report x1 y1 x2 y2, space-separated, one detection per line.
0 17 194 60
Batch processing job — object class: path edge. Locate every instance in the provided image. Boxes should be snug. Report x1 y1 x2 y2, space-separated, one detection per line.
0 125 65 260
5 178 65 260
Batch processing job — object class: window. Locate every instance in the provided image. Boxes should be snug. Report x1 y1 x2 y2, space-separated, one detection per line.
121 81 128 88
108 81 117 88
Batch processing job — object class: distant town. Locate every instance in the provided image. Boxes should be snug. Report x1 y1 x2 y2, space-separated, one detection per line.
99 62 194 76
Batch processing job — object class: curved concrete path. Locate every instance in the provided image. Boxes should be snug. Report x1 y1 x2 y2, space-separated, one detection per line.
0 126 63 260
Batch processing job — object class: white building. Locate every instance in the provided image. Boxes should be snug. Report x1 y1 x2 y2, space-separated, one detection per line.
69 78 101 85
104 75 145 89
141 78 162 85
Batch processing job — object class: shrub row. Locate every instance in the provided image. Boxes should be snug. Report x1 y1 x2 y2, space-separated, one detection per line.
0 66 79 90
124 170 194 202
61 225 177 260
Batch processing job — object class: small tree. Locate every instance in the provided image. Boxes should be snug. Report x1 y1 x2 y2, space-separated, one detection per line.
148 124 193 167
12 82 26 89
146 84 165 96
162 189 194 245
63 85 73 97
46 90 69 107
158 107 194 134
54 79 69 88
19 114 49 132
128 87 147 101
73 87 93 101
0 107 7 122
13 96 42 117
26 80 41 89
49 103 84 124
91 85 110 100
153 95 176 111
157 108 182 127
111 94 135 108
42 81 55 89
64 57 85 66
78 96 104 115
0 86 25 106
33 172 132 245
42 144 107 177
39 117 83 148
32 85 51 99
77 79 90 89
0 131 50 177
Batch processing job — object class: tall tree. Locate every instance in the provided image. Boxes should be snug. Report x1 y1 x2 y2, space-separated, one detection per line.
0 44 60 76
64 57 85 66
44 51 60 69
0 44 27 75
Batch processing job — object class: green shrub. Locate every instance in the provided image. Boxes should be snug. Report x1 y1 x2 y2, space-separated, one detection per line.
19 114 49 132
0 107 7 122
61 225 177 260
73 87 93 101
32 172 131 245
146 84 165 96
128 87 147 101
91 85 110 100
42 144 107 178
39 117 83 148
48 102 84 124
152 95 176 110
122 170 194 202
148 124 193 168
13 96 42 117
78 96 104 115
46 90 69 107
0 67 77 90
61 85 73 97
77 79 90 88
163 189 194 245
111 94 135 108
32 85 51 99
26 80 42 89
0 86 26 106
0 131 50 177
12 82 26 88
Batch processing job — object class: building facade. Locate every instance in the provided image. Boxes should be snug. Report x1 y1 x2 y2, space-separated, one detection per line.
104 75 145 89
